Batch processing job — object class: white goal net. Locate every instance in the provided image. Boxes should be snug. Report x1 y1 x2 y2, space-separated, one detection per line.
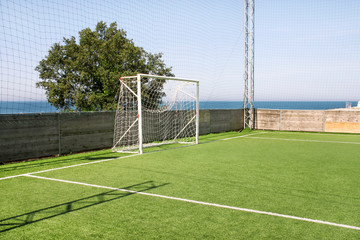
112 74 199 154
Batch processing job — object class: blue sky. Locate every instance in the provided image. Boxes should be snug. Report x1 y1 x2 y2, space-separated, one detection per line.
1 0 359 102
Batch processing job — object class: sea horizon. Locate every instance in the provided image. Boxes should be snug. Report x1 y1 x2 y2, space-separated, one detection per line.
0 100 358 114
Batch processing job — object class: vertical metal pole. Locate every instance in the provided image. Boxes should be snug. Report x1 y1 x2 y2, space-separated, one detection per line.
279 110 282 131
249 0 255 129
195 82 200 144
137 74 143 154
243 0 249 130
244 0 255 130
58 112 61 157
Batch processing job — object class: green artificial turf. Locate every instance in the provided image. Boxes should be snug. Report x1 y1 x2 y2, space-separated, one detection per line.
1 130 360 239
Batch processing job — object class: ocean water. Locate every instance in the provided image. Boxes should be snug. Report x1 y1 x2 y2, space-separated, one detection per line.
200 101 358 110
0 101 59 114
0 101 357 114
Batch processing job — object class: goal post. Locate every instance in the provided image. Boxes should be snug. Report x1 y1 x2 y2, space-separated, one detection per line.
112 74 199 154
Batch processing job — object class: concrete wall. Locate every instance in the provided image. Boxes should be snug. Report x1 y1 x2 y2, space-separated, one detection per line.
255 109 360 133
0 109 244 163
2 108 357 163
200 109 243 135
0 114 59 162
254 109 280 130
0 112 115 163
60 112 115 154
325 110 360 133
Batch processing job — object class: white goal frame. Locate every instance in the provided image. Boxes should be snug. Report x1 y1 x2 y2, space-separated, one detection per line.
112 74 199 154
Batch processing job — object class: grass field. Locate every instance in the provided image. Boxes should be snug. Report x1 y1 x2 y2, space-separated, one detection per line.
1 130 360 239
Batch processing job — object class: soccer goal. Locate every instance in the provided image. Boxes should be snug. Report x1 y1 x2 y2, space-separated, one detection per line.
112 74 199 154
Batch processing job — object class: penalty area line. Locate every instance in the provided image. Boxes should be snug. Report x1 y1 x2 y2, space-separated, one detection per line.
23 174 360 231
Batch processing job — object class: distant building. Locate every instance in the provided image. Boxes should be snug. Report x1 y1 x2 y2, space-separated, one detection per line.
330 100 360 111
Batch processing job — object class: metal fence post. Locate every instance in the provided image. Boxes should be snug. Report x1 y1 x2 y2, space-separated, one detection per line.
58 112 61 157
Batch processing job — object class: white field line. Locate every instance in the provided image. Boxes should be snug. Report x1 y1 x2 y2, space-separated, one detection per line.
274 131 360 137
0 154 139 181
0 132 267 181
245 136 360 145
23 174 360 231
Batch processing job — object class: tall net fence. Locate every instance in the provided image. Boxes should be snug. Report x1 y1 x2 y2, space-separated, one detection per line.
1 1 359 113
0 0 243 114
254 1 360 110
1 0 360 161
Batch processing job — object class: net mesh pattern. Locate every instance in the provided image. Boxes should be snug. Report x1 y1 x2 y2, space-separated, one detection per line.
113 76 197 153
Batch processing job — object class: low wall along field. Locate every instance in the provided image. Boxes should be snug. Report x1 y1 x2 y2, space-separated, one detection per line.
0 108 358 163
325 110 360 133
255 109 360 133
0 112 115 163
0 109 243 163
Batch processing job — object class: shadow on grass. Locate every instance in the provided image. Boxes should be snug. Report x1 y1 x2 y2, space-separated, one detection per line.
0 152 125 173
0 131 251 174
141 131 254 153
0 181 168 233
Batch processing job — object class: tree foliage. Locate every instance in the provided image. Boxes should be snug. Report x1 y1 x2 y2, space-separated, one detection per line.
35 21 173 111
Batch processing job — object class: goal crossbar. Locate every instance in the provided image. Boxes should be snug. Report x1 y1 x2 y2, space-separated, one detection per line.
121 74 199 83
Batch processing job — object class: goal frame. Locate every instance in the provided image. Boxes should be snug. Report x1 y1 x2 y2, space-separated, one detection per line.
113 73 199 154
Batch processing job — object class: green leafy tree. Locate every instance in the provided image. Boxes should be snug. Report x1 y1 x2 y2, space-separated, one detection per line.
35 21 173 111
